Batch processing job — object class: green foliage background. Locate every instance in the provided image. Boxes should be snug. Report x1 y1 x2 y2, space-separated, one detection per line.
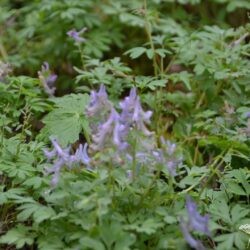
0 0 250 249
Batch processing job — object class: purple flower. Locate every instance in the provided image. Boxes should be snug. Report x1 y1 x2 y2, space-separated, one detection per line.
67 27 87 43
160 137 182 176
180 218 206 250
166 160 178 176
166 140 176 156
119 88 137 116
44 138 91 187
44 138 70 162
42 62 49 71
186 196 210 235
38 62 57 96
180 196 210 250
126 170 133 180
119 88 153 136
87 85 126 151
86 84 111 117
91 108 121 150
245 112 250 119
154 137 182 176
72 143 91 166
87 86 153 153
132 97 153 136
113 122 128 150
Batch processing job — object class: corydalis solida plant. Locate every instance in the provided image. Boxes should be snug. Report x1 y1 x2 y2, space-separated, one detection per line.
86 85 182 176
44 85 182 185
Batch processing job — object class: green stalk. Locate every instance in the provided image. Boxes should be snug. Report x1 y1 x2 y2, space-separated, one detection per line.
143 0 158 76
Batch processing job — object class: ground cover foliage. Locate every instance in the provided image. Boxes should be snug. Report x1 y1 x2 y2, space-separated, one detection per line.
0 0 250 249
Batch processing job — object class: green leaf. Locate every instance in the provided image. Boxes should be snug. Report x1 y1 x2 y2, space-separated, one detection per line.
227 181 246 196
80 237 105 250
125 47 146 59
155 48 171 57
199 136 250 153
148 79 167 90
231 205 249 224
178 71 192 90
194 64 205 75
146 48 154 59
38 236 66 250
234 231 249 250
42 94 89 146
23 177 43 189
17 202 56 224
226 169 250 195
33 206 56 224
119 13 145 27
43 112 82 146
0 225 34 249
214 233 235 250
114 233 136 250
227 1 250 12
210 199 231 224
125 219 163 235
139 219 164 234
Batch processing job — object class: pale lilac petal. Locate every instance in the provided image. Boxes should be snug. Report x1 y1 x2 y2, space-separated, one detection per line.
51 138 69 160
132 97 141 122
44 139 91 187
75 143 91 165
142 110 153 122
38 62 57 96
86 84 110 116
47 74 58 87
186 196 210 236
98 84 108 99
180 218 206 250
166 160 177 176
245 112 250 118
120 88 152 136
42 62 49 71
166 141 176 155
43 148 56 159
127 170 133 180
67 28 86 43
91 108 118 150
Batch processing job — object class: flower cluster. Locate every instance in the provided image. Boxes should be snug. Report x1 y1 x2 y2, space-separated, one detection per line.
38 62 57 96
44 138 91 187
86 85 153 152
119 88 153 137
44 85 182 186
67 27 87 43
159 138 182 176
125 139 182 177
86 84 111 117
180 196 210 250
86 85 182 176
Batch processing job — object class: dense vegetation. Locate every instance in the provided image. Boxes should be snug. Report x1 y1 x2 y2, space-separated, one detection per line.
0 0 250 249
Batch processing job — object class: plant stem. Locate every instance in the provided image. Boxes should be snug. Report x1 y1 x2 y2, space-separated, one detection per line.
180 151 226 195
143 0 158 76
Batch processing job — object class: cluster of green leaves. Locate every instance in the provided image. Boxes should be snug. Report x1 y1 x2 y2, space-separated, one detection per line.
0 0 250 249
